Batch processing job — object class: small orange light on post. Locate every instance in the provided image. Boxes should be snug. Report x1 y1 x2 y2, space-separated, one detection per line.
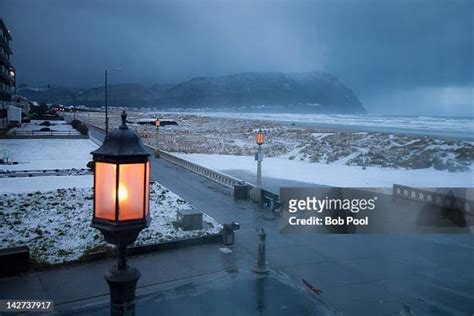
155 118 160 127
256 129 265 146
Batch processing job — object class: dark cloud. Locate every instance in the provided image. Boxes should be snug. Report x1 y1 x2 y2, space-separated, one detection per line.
1 0 473 114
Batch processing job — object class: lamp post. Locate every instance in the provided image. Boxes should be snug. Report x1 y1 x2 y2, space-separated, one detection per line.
91 110 150 315
255 129 265 203
155 118 160 153
104 68 122 134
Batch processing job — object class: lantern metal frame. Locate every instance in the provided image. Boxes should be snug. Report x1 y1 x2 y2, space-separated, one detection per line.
91 111 151 244
90 110 151 315
91 160 150 242
254 129 265 204
256 128 265 146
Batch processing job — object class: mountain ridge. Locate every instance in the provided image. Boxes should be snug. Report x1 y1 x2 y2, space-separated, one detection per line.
19 71 366 114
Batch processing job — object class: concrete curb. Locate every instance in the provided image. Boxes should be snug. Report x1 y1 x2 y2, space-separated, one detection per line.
13 233 224 274
84 233 223 263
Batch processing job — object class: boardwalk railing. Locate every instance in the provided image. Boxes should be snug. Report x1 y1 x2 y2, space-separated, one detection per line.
393 184 474 219
87 124 106 145
156 149 243 189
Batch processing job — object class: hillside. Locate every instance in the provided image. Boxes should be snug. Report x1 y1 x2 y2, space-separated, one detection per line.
19 72 366 114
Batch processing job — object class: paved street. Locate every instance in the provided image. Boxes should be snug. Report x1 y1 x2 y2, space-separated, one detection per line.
1 129 473 315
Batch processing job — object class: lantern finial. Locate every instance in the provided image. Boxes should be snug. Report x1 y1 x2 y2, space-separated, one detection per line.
120 111 127 129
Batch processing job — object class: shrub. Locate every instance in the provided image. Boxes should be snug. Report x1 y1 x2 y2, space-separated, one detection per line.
71 119 89 135
31 102 49 116
40 127 51 132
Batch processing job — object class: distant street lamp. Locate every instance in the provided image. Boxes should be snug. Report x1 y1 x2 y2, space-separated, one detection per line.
104 68 122 134
256 129 265 147
255 129 265 202
91 110 150 315
155 118 161 153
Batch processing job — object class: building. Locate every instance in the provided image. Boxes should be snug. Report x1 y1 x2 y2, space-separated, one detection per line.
11 95 30 117
0 19 15 129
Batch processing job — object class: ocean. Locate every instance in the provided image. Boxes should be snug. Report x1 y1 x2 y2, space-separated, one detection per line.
162 111 474 141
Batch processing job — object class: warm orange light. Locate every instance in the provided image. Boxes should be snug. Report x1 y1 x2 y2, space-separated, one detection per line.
155 119 160 127
94 162 149 221
95 162 116 220
118 163 145 220
256 129 265 145
118 185 128 202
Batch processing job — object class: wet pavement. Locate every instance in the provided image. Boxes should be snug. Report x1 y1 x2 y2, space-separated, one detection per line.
59 270 335 316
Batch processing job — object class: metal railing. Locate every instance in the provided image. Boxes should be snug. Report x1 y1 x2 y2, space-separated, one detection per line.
8 130 82 136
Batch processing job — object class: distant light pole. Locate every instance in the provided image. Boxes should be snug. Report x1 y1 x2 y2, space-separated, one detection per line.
91 111 151 315
47 84 51 105
104 68 122 134
155 118 161 154
255 129 265 202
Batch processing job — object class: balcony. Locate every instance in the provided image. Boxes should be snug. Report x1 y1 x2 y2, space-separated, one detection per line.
0 55 11 67
0 37 12 54
0 70 14 85
0 90 11 102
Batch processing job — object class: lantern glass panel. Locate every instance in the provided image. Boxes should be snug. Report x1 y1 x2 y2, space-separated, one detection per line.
145 161 150 215
256 132 265 145
118 163 145 220
95 162 117 220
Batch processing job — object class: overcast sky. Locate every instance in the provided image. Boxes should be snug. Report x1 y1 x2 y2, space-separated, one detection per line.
1 0 473 115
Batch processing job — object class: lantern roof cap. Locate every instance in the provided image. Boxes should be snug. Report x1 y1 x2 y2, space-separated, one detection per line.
91 111 150 158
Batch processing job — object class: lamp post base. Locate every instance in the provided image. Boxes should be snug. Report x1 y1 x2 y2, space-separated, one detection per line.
252 264 269 274
105 266 141 316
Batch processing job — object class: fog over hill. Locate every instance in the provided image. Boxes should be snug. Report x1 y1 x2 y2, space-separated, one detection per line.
19 72 366 114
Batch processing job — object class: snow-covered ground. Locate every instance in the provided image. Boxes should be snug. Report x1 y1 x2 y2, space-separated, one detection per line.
8 120 80 135
0 175 93 193
175 153 474 188
0 139 97 171
0 182 222 265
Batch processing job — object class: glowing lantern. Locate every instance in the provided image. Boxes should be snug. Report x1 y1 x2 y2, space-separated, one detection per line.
256 129 265 146
155 118 160 127
91 110 150 243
